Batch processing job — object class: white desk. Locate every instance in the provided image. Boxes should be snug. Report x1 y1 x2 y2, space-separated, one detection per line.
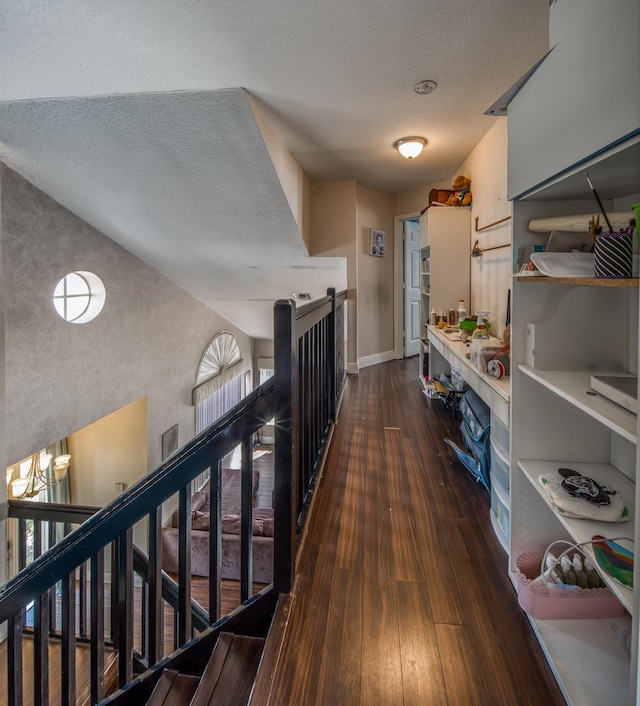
426 325 510 427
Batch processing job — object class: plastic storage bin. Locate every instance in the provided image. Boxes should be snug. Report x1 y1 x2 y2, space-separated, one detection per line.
515 552 625 620
490 436 509 492
490 474 509 543
491 414 509 456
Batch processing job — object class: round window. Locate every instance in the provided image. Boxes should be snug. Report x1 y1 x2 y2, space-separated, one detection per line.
53 271 106 324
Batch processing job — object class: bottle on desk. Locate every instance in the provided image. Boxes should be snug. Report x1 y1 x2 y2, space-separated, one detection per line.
456 299 467 325
471 312 489 340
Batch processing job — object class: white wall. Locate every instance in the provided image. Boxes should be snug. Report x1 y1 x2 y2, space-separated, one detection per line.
508 0 639 198
451 119 512 337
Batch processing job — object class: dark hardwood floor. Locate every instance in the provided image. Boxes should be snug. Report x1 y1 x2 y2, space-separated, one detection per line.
266 358 566 706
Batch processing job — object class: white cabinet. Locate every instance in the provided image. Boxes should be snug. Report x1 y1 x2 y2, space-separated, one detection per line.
418 207 470 386
508 0 640 199
510 136 640 706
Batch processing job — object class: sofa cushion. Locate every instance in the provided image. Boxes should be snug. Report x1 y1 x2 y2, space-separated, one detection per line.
222 514 265 536
192 511 210 530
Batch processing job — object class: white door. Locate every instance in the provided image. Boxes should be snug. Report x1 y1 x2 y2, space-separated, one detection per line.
404 219 421 357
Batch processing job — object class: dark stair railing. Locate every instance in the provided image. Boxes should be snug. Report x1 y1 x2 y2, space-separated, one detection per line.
0 288 347 705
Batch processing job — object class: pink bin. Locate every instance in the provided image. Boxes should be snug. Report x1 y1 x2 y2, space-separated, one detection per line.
515 552 626 620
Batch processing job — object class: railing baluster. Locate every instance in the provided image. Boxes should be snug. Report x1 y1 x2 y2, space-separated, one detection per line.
147 506 163 664
34 590 50 706
110 540 119 645
177 484 192 644
32 521 49 706
8 612 24 706
48 521 57 633
90 549 105 704
117 529 133 687
79 559 88 638
209 460 222 621
240 438 254 602
61 567 76 706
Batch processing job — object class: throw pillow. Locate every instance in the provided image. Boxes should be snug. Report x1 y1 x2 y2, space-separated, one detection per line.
192 511 210 530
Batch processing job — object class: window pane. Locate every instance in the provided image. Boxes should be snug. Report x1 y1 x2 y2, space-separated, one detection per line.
65 272 90 296
66 294 90 321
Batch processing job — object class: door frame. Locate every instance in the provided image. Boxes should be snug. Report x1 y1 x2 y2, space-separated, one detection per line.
393 211 421 359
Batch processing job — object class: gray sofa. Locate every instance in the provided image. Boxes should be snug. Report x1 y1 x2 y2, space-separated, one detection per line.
161 470 274 584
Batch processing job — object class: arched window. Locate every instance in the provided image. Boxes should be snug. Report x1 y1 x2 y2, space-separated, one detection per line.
192 332 245 432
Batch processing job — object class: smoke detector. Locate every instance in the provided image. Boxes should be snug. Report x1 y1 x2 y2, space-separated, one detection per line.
414 80 437 95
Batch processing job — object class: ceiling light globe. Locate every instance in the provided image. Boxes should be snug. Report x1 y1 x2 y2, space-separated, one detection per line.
394 137 426 159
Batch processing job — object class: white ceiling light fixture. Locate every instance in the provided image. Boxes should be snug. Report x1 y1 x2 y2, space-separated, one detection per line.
394 137 427 159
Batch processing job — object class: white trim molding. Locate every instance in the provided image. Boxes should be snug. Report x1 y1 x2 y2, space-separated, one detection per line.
357 350 396 370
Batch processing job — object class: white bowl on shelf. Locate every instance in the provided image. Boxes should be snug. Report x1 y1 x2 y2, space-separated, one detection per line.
530 252 595 277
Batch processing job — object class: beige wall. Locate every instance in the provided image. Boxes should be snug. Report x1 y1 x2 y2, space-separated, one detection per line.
356 185 395 361
394 185 431 217
248 93 311 251
455 119 511 336
309 180 358 368
67 396 147 506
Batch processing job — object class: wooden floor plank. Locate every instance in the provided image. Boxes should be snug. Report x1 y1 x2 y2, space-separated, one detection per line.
435 622 492 705
315 567 363 706
396 580 448 706
360 578 403 706
262 358 565 706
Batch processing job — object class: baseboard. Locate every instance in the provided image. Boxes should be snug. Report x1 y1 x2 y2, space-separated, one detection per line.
347 362 359 375
358 349 396 370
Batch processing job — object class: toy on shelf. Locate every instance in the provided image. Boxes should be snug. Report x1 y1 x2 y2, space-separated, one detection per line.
445 175 472 207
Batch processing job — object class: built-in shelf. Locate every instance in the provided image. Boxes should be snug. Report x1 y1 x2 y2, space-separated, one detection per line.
521 616 632 706
518 365 637 443
515 275 639 288
518 458 634 613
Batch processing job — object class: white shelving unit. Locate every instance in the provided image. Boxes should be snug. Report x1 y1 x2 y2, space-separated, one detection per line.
509 132 640 705
417 207 470 388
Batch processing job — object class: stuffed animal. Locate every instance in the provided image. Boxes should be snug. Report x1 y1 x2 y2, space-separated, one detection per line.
445 175 472 206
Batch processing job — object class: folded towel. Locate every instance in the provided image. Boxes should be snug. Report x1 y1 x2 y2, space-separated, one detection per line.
538 473 628 522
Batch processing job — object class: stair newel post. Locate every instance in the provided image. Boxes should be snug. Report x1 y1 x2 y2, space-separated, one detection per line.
327 288 337 423
273 298 299 594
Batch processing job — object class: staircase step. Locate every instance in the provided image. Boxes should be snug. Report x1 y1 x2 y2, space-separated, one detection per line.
146 669 200 706
191 632 265 706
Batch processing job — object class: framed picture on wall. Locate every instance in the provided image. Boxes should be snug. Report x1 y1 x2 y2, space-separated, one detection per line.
162 424 179 460
370 229 385 257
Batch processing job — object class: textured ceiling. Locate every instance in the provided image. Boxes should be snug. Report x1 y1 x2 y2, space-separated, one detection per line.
0 0 549 338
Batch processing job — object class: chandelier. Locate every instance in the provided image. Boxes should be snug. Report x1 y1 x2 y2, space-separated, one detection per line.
9 451 71 499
